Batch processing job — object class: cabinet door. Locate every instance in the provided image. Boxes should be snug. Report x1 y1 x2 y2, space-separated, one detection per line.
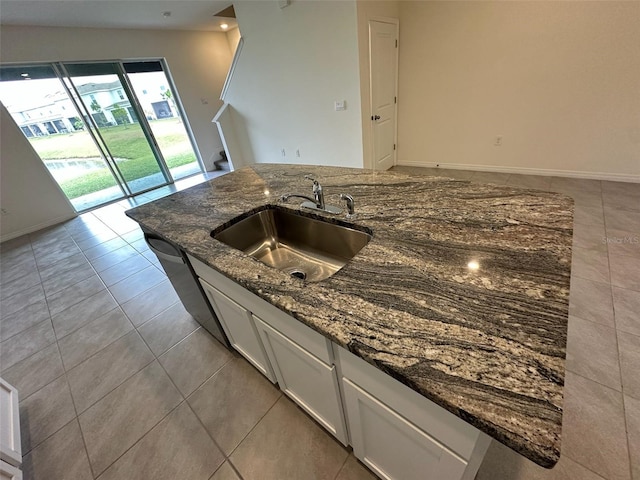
0 460 22 480
342 378 467 480
199 279 276 383
255 317 348 445
0 378 21 468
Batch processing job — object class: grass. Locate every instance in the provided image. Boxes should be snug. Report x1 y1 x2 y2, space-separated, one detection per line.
29 119 197 199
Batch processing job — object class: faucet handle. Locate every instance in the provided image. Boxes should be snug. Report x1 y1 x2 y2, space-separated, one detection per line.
340 194 356 219
304 174 318 184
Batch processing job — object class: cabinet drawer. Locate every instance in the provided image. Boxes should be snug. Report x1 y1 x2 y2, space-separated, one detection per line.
255 318 348 445
200 279 276 383
343 378 467 480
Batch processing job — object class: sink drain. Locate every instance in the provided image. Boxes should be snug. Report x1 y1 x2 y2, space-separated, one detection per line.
289 269 307 280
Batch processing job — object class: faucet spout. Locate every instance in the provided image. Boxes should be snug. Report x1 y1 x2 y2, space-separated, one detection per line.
280 193 318 206
279 175 343 215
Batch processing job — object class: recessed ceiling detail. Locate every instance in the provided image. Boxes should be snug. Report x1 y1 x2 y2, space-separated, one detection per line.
213 5 236 19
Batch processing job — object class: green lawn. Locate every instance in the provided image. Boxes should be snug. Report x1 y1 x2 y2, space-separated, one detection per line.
29 119 197 199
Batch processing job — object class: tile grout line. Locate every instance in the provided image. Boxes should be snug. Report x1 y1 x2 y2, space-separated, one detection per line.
116 309 233 477
129 298 181 331
563 183 632 479
16 224 121 478
37 226 100 479
604 202 636 480
90 399 187 479
224 388 284 459
333 452 351 480
58 368 98 480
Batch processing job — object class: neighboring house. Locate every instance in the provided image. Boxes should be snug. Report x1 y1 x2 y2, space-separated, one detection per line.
7 79 176 136
9 90 80 137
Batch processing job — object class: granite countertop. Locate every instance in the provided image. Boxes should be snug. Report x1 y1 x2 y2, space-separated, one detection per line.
126 164 573 468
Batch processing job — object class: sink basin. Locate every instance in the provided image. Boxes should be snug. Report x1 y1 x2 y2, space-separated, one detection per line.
212 206 372 281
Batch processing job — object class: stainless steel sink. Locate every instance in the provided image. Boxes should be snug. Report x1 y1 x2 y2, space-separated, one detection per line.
212 206 372 282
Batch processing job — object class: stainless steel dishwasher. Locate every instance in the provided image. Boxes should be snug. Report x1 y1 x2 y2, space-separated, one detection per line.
143 229 230 349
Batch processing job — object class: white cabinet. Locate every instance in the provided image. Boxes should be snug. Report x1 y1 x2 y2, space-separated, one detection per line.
343 379 467 480
0 461 22 480
188 253 490 480
199 279 276 383
342 378 467 480
0 378 21 470
255 317 348 445
0 378 21 480
189 254 348 445
335 346 491 480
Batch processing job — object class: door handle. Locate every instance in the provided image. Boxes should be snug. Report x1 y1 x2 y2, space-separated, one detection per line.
371 115 381 121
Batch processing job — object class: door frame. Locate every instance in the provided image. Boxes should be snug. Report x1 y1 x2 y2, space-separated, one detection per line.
368 17 399 171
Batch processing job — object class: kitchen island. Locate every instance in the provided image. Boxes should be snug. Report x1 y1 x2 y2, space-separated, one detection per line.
126 164 573 471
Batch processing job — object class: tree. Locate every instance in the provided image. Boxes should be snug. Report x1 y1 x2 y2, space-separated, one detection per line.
160 89 179 120
111 107 130 126
89 99 101 113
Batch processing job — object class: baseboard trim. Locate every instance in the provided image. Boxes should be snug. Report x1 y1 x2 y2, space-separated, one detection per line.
395 161 640 183
1 213 77 244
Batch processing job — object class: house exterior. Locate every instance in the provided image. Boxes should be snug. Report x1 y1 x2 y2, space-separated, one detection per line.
7 79 176 137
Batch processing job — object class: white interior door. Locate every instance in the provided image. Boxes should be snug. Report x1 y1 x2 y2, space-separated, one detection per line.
370 19 398 171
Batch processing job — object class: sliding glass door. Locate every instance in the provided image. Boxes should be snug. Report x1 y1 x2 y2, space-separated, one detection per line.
0 65 127 210
62 62 170 194
0 60 203 211
124 61 201 180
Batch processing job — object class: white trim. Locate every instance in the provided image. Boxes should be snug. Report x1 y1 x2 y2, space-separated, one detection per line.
0 213 76 243
220 37 244 102
396 161 640 183
213 102 241 170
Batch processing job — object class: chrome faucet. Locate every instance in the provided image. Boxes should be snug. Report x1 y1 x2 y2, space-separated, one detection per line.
340 193 356 219
280 174 342 214
309 176 326 209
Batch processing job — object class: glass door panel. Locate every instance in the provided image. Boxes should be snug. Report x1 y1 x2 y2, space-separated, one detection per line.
63 62 170 194
124 61 202 180
0 65 126 211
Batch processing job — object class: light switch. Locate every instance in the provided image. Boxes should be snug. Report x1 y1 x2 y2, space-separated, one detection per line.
335 100 346 111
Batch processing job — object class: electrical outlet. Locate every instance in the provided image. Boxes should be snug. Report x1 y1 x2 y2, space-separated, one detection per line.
494 135 503 146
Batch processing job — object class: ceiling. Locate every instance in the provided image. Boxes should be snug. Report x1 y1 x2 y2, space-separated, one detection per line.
0 0 238 32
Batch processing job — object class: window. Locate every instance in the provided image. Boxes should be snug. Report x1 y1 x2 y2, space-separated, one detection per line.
0 59 204 211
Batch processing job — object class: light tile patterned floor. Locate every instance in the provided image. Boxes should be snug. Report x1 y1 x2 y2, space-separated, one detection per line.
0 167 638 480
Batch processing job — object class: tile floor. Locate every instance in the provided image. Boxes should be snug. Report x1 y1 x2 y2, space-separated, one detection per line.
0 166 638 480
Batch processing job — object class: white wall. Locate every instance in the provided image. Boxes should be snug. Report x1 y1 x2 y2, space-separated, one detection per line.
224 0 364 168
356 1 400 169
226 26 242 56
397 1 640 181
1 103 76 241
0 25 233 170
